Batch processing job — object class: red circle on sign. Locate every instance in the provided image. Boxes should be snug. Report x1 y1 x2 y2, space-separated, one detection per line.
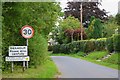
21 25 34 39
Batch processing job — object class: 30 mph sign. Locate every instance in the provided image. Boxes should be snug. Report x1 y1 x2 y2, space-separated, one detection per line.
21 25 34 39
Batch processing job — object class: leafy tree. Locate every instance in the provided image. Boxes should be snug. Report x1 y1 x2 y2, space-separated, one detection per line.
64 1 108 27
2 2 61 69
116 14 120 26
58 16 80 43
103 16 119 37
87 16 103 39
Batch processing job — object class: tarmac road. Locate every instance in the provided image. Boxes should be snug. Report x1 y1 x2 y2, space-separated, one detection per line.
51 56 118 78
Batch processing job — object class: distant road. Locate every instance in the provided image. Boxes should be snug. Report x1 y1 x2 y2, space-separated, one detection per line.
51 56 118 78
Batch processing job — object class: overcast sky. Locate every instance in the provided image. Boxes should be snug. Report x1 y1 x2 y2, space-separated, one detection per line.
60 0 120 16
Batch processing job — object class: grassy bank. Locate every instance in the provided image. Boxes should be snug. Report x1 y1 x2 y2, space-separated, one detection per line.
51 51 119 70
2 58 58 78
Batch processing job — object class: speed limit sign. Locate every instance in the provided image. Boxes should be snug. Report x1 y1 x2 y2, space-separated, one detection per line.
21 25 34 39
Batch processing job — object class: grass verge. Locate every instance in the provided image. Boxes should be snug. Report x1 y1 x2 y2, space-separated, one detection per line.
2 58 58 78
50 52 119 70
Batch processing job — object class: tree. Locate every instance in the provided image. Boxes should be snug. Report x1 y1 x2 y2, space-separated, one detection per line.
103 16 119 37
2 2 62 69
87 16 103 39
59 16 80 43
116 14 120 26
64 1 108 27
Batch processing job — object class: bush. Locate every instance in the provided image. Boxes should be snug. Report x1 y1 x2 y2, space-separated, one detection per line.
29 33 48 67
95 38 106 51
83 40 95 53
106 37 114 53
113 34 120 52
52 44 60 53
76 52 86 57
52 38 106 54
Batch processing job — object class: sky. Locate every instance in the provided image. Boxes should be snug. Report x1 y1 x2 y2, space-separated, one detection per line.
60 0 120 16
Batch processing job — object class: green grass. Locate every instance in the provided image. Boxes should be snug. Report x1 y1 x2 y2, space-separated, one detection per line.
85 51 108 60
2 59 58 78
103 53 120 64
50 51 119 70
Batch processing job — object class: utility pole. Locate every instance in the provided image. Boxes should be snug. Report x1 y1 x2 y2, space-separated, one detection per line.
80 2 83 40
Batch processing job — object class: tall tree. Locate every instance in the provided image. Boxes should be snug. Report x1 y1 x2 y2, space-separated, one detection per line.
87 16 103 39
2 2 62 68
64 1 108 27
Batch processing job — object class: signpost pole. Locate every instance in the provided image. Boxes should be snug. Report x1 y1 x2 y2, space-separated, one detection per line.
23 61 25 72
26 39 28 69
11 61 14 73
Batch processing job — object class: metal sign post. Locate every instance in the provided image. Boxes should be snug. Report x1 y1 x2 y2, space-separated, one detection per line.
11 61 14 72
26 39 28 69
23 61 25 72
5 25 34 72
21 25 34 70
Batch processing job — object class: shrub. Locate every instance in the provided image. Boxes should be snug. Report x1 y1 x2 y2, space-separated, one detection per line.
52 38 106 54
95 38 106 51
83 40 95 53
52 44 60 53
29 33 48 67
76 52 86 57
113 34 120 52
106 37 114 53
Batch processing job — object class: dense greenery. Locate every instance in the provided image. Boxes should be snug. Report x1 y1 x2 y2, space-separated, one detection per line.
116 14 120 26
103 17 119 38
2 2 61 70
52 16 81 44
87 16 103 39
52 34 120 54
53 38 106 53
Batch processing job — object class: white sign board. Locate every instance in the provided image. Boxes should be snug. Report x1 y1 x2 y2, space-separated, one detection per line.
21 25 34 39
6 56 30 61
9 46 27 56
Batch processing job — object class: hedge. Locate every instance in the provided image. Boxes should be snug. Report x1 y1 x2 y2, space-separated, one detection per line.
52 38 106 53
52 34 120 53
113 34 120 52
106 37 113 53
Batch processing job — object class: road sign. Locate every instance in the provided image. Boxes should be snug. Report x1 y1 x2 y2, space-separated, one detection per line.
21 25 34 39
6 56 30 61
9 46 27 56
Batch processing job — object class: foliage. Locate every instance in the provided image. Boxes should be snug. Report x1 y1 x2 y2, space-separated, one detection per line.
103 17 119 38
55 16 82 43
64 2 108 27
2 2 61 69
113 34 120 52
52 38 106 53
29 33 48 67
116 14 120 26
87 16 103 39
59 16 80 30
106 37 114 53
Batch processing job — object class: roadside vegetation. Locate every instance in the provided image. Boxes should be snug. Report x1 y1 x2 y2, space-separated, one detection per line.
2 58 58 78
2 2 62 78
50 52 119 70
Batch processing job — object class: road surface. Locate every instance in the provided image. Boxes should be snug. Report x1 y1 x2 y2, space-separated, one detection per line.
51 56 118 78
